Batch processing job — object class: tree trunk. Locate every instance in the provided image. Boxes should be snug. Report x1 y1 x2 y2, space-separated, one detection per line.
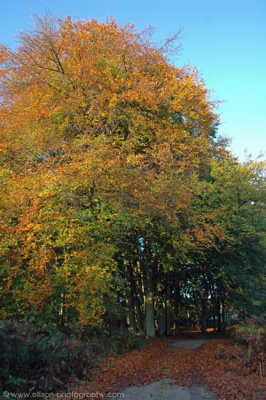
58 292 65 328
217 299 221 332
212 311 217 331
221 300 226 330
125 292 136 332
144 263 155 337
166 286 171 336
134 299 143 331
125 262 136 332
173 302 180 335
201 299 208 333
157 304 166 336
132 258 144 331
211 295 217 331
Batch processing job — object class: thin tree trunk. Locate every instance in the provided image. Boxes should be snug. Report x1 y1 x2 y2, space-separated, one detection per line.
201 298 208 333
132 258 144 331
173 302 179 335
217 299 221 332
125 292 136 331
125 261 137 332
221 300 226 330
58 292 65 327
166 286 171 336
212 297 217 331
144 263 155 337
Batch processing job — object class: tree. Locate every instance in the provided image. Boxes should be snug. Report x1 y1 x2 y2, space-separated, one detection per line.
0 15 264 335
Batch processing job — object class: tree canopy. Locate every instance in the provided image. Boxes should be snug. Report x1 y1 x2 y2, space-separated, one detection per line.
0 15 265 335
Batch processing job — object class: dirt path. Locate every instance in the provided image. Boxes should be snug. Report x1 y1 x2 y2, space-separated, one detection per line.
166 337 208 350
118 337 219 400
121 379 218 399
78 333 264 400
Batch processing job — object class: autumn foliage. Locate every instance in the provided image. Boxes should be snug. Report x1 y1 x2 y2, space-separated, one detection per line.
0 15 265 337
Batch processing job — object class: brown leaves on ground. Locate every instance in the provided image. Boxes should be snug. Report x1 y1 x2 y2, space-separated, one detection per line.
72 336 265 400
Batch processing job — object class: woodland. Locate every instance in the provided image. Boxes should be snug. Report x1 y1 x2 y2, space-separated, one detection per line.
0 15 265 398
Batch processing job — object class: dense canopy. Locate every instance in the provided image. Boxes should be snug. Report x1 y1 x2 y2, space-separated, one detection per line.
0 16 265 336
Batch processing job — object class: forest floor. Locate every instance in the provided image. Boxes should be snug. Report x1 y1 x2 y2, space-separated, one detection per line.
69 331 265 400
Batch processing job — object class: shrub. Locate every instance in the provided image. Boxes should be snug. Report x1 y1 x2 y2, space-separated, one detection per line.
235 317 266 354
0 321 93 394
0 320 148 396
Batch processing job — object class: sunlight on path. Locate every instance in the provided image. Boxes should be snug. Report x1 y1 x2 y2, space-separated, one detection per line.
166 338 208 350
120 379 219 400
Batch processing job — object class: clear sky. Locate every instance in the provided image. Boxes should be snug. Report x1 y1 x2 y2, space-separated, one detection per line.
1 0 265 161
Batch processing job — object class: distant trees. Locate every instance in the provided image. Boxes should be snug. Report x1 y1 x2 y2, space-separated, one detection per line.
0 15 265 335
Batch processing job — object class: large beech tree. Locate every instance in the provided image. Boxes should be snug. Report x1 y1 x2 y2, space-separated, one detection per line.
0 16 265 334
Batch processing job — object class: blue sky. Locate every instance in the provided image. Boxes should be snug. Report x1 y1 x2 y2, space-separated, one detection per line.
1 0 265 161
